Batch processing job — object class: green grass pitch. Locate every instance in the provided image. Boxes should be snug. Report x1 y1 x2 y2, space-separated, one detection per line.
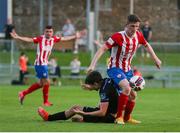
0 85 180 132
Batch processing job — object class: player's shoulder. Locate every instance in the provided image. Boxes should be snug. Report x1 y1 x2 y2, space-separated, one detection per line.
33 35 43 39
101 78 114 89
103 78 112 83
109 31 124 42
136 30 143 35
52 35 61 42
112 31 124 37
53 35 60 39
135 30 144 38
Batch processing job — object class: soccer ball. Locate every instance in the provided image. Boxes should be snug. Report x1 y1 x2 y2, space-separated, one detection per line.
129 75 145 91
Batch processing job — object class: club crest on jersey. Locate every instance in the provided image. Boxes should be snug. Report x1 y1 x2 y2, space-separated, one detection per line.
117 74 121 78
100 93 106 100
43 73 47 76
107 38 114 45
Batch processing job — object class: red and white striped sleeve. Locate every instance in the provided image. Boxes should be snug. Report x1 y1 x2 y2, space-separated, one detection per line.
105 32 123 49
33 36 41 44
137 31 148 46
53 36 61 43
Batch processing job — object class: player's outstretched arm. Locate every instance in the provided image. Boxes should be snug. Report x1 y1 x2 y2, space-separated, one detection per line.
94 40 103 48
145 43 162 69
10 31 33 43
61 32 80 41
87 45 108 73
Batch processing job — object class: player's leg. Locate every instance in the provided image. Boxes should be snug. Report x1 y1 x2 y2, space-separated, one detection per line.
38 105 81 121
107 68 131 124
41 78 52 106
18 65 47 105
75 106 115 123
19 70 23 84
35 65 52 106
115 79 130 124
74 106 100 123
18 82 42 105
124 90 141 124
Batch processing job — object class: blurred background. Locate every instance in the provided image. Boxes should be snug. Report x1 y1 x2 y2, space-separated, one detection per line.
0 0 180 88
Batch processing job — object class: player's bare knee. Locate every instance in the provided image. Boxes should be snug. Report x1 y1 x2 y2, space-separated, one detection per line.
38 82 43 87
129 90 137 100
122 84 131 95
119 79 131 95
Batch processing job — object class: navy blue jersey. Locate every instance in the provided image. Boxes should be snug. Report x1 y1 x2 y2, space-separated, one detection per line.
99 78 119 114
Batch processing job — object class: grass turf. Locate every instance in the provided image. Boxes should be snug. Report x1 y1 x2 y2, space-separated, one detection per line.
0 85 180 132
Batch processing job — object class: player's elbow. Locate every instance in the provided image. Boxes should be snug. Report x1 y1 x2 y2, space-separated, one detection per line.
101 45 108 52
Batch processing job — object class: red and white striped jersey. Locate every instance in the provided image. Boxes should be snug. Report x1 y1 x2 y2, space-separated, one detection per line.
33 35 61 65
105 30 147 72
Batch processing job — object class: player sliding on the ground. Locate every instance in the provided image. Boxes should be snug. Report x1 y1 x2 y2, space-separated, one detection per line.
38 71 140 124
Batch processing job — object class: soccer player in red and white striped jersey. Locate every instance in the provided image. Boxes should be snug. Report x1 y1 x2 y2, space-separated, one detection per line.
11 25 78 106
87 15 161 124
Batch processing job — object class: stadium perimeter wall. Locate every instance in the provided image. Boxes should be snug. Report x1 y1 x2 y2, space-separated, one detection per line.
12 0 180 48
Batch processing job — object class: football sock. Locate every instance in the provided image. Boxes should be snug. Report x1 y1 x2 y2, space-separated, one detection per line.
116 93 129 118
23 83 41 95
124 100 135 121
48 111 67 121
43 84 50 103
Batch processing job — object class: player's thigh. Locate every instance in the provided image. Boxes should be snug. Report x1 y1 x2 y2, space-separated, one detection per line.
125 70 133 81
107 68 127 85
129 90 137 101
83 106 99 112
40 78 50 85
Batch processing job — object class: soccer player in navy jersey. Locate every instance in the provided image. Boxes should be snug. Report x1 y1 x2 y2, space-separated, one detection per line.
38 71 118 123
11 25 79 106
38 71 138 123
87 14 161 124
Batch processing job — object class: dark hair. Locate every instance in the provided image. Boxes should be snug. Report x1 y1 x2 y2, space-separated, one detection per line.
127 14 141 24
85 71 103 85
45 25 53 29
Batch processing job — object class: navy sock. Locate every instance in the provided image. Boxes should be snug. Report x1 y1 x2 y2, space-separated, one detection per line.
48 111 67 121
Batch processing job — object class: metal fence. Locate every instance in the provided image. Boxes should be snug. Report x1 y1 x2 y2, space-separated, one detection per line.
0 40 19 84
135 66 180 88
0 39 180 88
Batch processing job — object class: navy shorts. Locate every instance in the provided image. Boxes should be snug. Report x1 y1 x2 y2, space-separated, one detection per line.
35 65 48 79
82 107 115 123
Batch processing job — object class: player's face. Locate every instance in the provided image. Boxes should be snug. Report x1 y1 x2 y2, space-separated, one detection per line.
126 22 140 37
44 29 54 39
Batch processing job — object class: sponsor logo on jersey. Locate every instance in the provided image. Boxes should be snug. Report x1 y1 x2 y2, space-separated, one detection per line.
117 74 121 78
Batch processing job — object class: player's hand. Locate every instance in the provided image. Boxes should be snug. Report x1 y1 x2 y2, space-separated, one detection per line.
72 105 81 109
86 66 94 74
81 83 92 90
94 40 99 45
73 108 85 115
10 31 19 39
155 58 162 69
